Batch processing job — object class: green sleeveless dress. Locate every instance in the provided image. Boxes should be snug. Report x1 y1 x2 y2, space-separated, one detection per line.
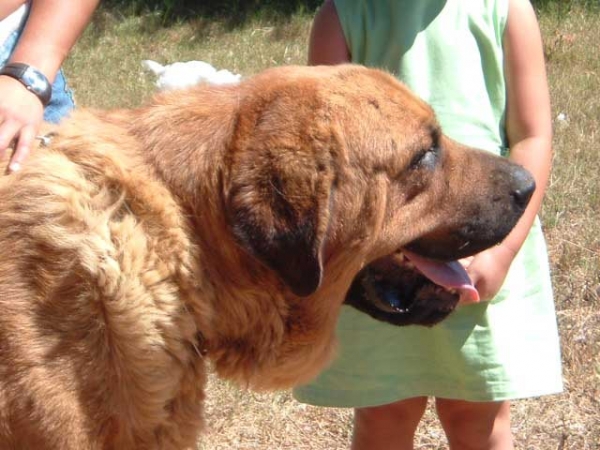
294 0 563 407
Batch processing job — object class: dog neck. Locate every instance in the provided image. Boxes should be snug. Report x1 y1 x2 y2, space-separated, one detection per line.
125 86 237 211
102 88 330 388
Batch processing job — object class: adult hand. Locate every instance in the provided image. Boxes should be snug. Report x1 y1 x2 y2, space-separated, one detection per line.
0 74 44 172
459 243 517 304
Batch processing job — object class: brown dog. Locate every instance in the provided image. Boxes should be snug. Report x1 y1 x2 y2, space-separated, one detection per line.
0 65 533 449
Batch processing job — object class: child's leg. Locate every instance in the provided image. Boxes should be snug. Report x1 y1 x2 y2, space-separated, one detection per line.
351 396 428 450
435 398 514 450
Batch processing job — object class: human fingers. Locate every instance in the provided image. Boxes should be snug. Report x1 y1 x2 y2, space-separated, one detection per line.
465 267 501 303
459 255 492 304
458 287 481 305
0 76 45 165
8 125 36 173
0 118 21 160
456 256 479 304
458 256 475 269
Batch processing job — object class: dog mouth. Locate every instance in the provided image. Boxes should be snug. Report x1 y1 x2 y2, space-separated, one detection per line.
344 251 479 327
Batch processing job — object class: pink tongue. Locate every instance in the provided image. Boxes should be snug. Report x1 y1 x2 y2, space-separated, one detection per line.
402 250 480 302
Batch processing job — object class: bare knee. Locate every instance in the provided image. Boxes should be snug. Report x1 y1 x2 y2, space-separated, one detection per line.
352 397 428 450
435 398 514 450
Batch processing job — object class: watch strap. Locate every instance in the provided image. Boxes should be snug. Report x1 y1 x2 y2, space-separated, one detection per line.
0 62 52 106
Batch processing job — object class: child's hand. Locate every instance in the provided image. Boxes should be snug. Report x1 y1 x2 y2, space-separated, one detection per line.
459 244 517 304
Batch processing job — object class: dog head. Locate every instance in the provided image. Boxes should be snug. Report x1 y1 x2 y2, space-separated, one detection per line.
225 64 533 309
136 64 533 387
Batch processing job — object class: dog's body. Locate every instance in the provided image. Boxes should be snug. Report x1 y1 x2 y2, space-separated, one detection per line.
0 65 533 449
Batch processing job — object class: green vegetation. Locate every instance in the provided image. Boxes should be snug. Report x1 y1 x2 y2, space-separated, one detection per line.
100 0 322 24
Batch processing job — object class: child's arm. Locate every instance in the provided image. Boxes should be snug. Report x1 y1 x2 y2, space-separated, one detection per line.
462 0 552 302
308 0 350 65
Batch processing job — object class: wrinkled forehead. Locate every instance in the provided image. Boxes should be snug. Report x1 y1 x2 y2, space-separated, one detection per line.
320 67 439 145
331 66 434 118
236 64 440 153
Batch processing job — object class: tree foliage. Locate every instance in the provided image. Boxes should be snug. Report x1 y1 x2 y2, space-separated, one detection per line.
101 0 598 24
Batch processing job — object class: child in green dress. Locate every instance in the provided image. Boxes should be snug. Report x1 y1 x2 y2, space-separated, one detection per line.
294 1 563 448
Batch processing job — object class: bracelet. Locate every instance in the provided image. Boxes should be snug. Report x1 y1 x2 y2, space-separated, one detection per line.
0 62 52 106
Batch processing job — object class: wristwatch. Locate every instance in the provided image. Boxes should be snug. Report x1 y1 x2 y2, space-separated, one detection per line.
0 62 52 106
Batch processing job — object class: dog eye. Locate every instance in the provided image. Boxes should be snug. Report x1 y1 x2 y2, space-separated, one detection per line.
411 146 438 170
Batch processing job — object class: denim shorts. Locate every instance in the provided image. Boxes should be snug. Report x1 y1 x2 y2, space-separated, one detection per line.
0 25 75 124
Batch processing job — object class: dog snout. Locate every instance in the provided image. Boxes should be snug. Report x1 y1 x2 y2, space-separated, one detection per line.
509 165 536 210
402 155 536 262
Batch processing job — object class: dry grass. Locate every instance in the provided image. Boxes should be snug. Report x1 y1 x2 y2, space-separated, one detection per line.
66 9 311 109
64 5 599 449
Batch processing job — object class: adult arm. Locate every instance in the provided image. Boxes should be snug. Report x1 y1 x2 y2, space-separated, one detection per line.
0 0 100 171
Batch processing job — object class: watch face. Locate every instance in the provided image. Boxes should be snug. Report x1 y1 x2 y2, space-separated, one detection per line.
23 66 50 94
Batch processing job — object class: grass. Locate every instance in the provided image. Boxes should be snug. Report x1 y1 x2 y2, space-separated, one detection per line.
66 9 312 109
64 5 599 449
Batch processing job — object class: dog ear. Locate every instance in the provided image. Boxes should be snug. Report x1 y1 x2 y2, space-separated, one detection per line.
226 149 333 297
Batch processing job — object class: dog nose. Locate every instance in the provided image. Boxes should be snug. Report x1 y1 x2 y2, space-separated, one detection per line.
510 166 536 209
